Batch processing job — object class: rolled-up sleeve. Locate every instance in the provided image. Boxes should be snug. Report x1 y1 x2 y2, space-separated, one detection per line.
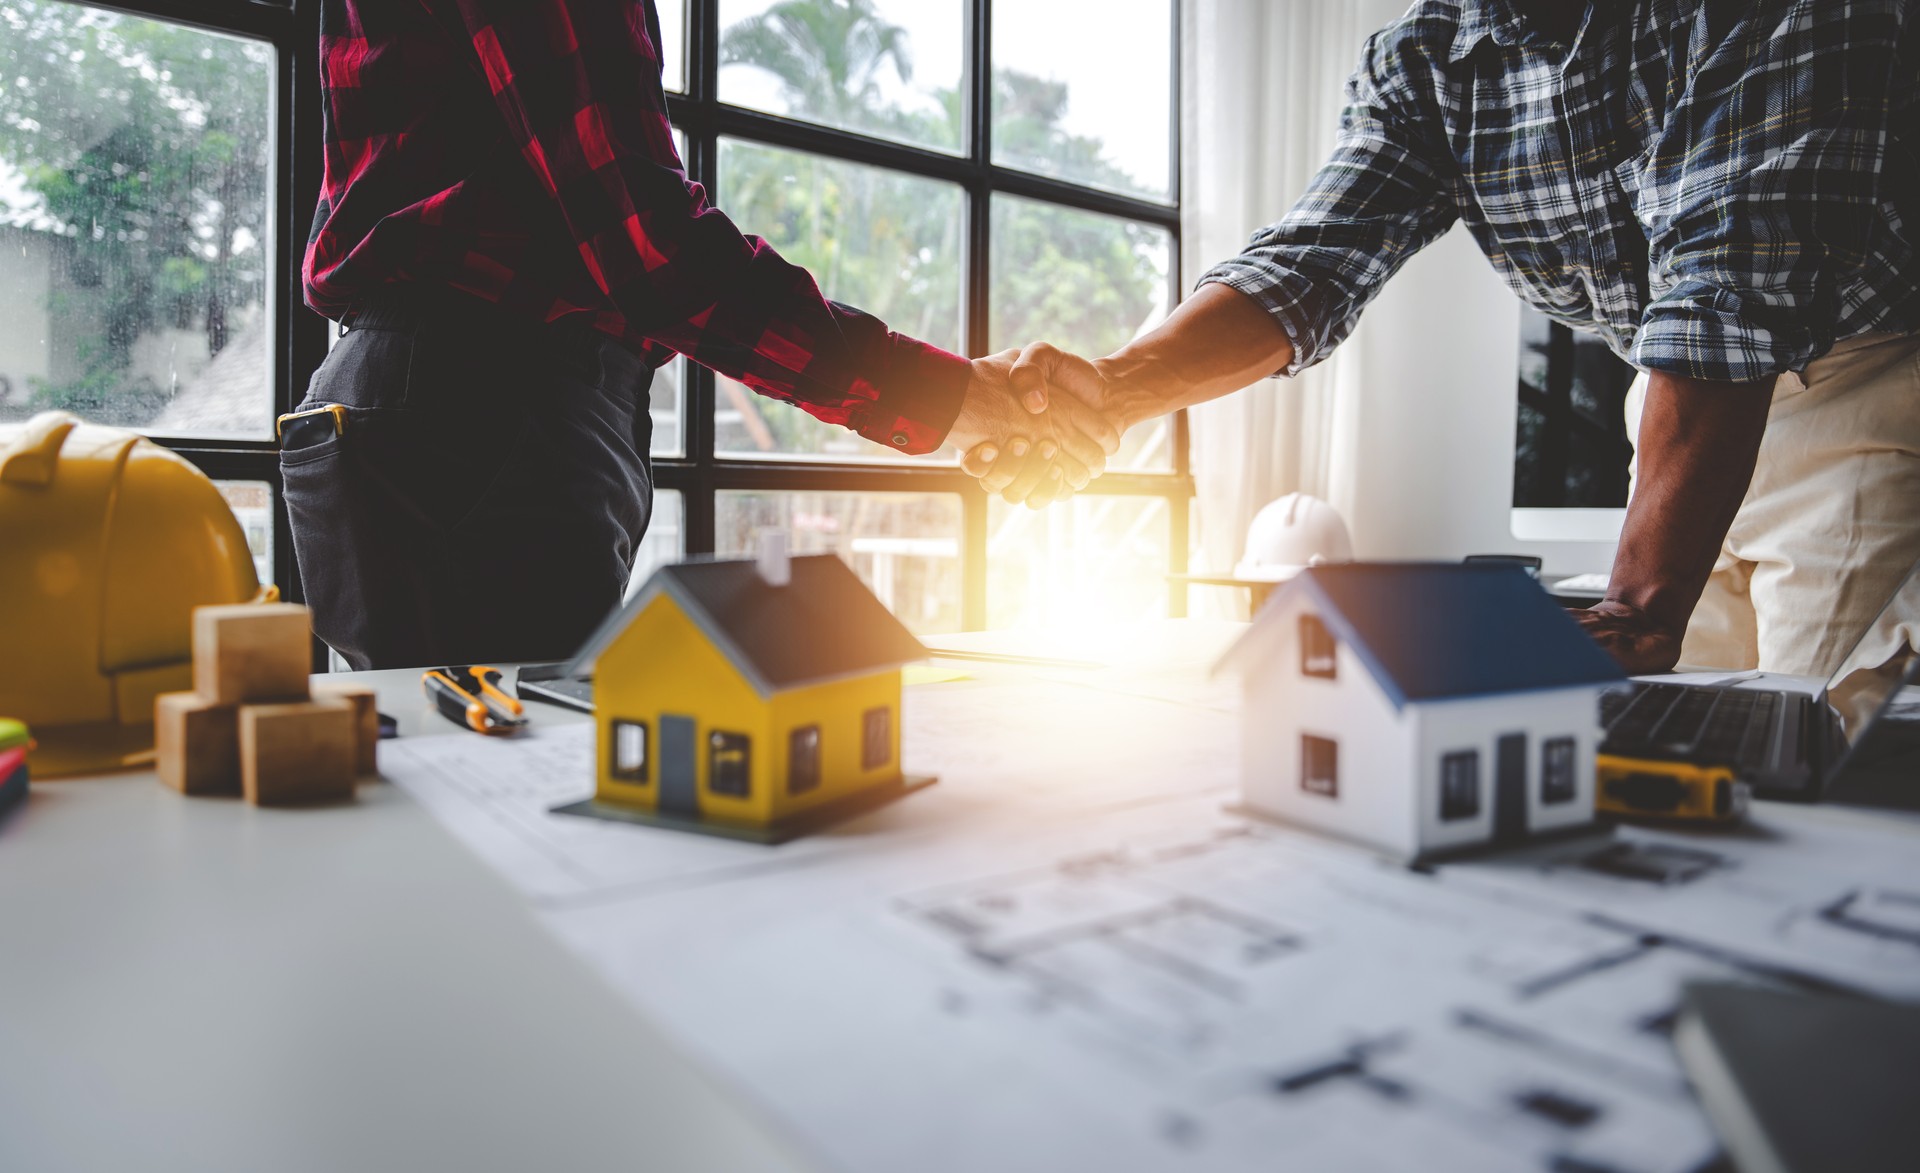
1199 32 1459 376
424 0 967 452
1632 1 1909 382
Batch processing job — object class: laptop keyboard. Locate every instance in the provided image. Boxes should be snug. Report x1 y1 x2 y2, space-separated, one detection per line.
1601 683 1778 770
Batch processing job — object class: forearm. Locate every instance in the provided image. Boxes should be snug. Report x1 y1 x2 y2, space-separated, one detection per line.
1608 369 1774 631
1090 284 1295 429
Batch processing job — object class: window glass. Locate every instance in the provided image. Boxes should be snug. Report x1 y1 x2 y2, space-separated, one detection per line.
1440 750 1481 821
861 706 890 770
627 489 685 599
1299 614 1337 679
709 730 752 796
989 196 1171 470
214 480 274 591
612 720 650 781
788 725 821 794
987 494 1168 631
0 5 275 439
718 0 965 154
1541 736 1578 805
717 489 962 634
650 358 685 457
1300 734 1338 798
991 0 1172 201
715 139 963 462
658 0 687 93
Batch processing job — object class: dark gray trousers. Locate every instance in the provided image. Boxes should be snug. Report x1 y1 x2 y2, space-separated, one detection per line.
282 285 654 670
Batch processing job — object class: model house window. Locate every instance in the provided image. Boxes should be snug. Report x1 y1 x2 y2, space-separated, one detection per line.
1541 737 1578 804
709 731 751 797
1300 735 1339 798
862 707 892 771
1299 614 1338 679
610 720 649 783
1440 750 1481 821
789 725 822 795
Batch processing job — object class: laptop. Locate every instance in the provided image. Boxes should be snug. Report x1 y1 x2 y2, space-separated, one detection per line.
515 660 596 713
1600 558 1920 801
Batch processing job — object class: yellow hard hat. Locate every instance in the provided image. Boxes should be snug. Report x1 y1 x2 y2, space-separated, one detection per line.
0 412 274 776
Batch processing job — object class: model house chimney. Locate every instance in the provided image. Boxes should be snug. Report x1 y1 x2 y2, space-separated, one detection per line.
757 530 791 587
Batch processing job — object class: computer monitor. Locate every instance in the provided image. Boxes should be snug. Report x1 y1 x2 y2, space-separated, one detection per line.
1510 307 1638 541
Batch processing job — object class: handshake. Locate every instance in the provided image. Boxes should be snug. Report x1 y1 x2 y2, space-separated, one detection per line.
947 343 1154 508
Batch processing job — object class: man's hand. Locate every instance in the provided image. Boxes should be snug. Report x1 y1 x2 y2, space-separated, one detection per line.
958 285 1297 507
958 342 1139 507
1574 600 1686 675
946 349 1121 507
1594 368 1775 675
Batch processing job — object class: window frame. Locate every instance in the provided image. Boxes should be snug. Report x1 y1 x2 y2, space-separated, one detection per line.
708 728 752 796
1298 613 1337 680
1540 735 1577 805
787 723 822 795
1299 733 1338 798
108 0 1191 636
861 705 892 772
610 719 652 782
1439 749 1481 822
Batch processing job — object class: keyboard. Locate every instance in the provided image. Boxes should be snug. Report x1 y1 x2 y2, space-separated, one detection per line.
1601 683 1779 773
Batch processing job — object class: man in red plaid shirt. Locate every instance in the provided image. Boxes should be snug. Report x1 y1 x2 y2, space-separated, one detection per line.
286 0 1115 669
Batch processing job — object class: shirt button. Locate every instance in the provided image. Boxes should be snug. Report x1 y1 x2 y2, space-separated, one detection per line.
891 432 910 447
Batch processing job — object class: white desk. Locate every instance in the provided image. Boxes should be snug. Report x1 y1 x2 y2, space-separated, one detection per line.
0 665 806 1173
4 639 1914 1173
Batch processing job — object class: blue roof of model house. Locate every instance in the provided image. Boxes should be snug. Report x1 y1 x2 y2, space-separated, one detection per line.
1216 562 1626 707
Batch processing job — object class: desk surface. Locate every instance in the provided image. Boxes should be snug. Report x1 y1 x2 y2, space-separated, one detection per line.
0 665 805 1173
3 634 1914 1173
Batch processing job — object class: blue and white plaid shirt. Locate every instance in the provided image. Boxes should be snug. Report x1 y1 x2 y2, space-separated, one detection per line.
1203 0 1919 383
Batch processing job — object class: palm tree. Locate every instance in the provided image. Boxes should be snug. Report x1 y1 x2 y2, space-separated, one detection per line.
720 0 916 138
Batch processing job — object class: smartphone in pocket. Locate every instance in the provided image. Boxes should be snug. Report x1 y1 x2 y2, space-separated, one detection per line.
278 403 348 451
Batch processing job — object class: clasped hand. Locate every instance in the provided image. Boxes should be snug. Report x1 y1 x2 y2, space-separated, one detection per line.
948 343 1130 508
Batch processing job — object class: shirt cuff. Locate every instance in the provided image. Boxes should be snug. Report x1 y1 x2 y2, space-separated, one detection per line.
1632 282 1820 382
848 336 971 455
1196 265 1318 378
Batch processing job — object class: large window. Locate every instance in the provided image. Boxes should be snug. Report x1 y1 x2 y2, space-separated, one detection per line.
0 0 324 601
1 0 1188 635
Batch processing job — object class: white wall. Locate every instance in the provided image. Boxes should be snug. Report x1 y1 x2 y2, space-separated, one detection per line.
1239 600 1419 858
1343 226 1620 577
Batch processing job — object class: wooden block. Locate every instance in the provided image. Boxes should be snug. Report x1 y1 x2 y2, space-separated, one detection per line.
313 682 379 776
193 603 312 706
154 691 240 796
239 699 356 807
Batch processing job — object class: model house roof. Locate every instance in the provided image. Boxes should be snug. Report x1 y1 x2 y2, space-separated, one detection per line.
1216 562 1625 707
565 554 926 695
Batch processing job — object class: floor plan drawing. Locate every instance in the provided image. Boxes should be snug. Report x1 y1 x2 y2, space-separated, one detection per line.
381 662 1920 1173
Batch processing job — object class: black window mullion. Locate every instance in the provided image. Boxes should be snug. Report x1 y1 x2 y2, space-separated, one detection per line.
962 0 994 627
681 0 723 556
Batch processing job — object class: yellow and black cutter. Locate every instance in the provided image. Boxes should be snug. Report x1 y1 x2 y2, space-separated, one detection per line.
423 665 529 735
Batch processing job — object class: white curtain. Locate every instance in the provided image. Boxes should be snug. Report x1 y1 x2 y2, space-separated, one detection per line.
1180 0 1407 604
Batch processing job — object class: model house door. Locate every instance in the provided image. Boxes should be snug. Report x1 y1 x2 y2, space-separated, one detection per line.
1494 733 1528 843
660 714 699 818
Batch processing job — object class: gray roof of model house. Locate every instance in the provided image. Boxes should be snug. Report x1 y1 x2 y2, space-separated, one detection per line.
565 554 926 695
1216 562 1626 708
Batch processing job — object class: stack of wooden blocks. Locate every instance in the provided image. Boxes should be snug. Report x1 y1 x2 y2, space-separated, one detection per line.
154 603 378 805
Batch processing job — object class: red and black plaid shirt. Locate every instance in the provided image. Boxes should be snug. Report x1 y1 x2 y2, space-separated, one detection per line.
303 0 968 453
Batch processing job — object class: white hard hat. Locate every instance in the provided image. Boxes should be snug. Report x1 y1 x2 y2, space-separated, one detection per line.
1233 493 1353 582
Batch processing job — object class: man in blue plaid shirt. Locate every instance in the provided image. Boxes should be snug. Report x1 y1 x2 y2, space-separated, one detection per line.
975 0 1918 676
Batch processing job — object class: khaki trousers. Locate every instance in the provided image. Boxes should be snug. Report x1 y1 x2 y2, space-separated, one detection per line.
1625 332 1920 679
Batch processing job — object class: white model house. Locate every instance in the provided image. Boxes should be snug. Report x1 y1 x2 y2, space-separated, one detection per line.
1214 563 1626 861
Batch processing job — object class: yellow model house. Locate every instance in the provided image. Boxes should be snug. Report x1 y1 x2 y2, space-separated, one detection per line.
556 537 934 843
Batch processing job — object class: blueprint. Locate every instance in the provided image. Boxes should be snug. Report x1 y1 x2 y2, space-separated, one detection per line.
382 660 1920 1173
